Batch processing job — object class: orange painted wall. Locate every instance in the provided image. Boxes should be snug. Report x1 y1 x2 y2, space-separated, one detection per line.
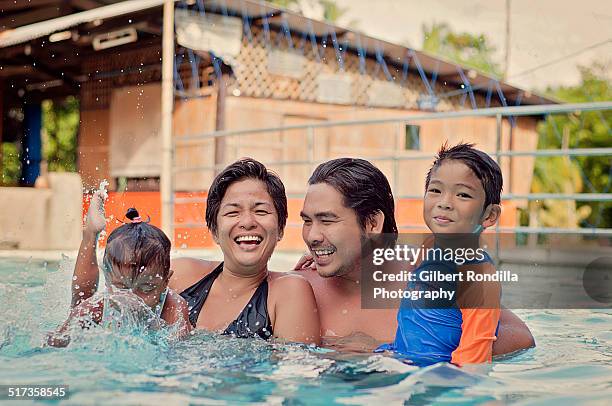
85 192 517 249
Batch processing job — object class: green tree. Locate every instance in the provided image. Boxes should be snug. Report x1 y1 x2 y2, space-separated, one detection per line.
421 22 502 78
1 142 21 186
529 62 611 229
267 0 298 9
41 96 79 173
319 0 345 23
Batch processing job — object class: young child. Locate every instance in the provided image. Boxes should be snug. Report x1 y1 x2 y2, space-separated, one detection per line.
378 142 502 366
47 191 190 347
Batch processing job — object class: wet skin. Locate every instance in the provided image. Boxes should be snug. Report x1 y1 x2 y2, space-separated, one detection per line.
297 176 534 354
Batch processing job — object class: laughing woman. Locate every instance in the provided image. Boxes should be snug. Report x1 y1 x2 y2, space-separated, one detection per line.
169 159 320 344
72 158 320 345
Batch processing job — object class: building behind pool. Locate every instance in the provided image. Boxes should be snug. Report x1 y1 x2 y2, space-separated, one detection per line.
0 0 556 250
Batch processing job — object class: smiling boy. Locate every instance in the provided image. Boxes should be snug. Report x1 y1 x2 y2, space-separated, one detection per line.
379 142 512 365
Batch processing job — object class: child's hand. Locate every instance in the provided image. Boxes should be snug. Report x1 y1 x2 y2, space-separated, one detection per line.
45 330 71 348
293 253 317 271
84 190 107 236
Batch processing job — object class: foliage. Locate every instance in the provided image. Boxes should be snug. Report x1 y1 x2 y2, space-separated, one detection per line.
1 142 21 186
267 0 298 9
319 0 346 23
421 22 502 78
41 96 79 173
529 62 611 228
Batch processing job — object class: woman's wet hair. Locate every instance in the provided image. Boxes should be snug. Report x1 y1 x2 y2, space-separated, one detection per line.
425 142 503 208
104 208 171 280
308 158 398 237
205 158 288 236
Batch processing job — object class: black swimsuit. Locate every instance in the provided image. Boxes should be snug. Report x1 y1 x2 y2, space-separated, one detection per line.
179 262 273 340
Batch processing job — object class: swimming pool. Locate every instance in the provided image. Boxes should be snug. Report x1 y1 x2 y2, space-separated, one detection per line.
1 256 611 405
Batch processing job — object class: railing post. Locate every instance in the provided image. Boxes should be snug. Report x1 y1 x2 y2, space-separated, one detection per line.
307 126 314 173
393 121 401 197
495 113 502 163
494 113 502 264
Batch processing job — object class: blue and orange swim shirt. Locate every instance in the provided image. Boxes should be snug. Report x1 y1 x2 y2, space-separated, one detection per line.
377 250 501 366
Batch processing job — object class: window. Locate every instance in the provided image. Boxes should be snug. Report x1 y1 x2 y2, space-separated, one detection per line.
115 176 160 192
405 124 420 150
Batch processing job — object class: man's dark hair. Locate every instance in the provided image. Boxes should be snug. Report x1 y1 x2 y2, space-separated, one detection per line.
425 142 503 208
206 158 288 236
308 158 398 236
104 208 171 279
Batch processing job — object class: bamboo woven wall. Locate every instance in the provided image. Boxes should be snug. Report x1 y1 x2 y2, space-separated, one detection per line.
229 26 503 112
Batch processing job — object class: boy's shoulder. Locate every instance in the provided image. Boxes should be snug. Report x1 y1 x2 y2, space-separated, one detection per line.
458 250 496 273
456 258 501 309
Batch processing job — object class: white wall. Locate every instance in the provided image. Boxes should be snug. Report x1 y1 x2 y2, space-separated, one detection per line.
0 173 82 250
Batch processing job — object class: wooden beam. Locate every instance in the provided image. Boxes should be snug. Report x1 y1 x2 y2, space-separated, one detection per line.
0 65 36 77
18 55 80 89
0 5 66 30
0 0 60 13
70 0 103 11
79 9 162 35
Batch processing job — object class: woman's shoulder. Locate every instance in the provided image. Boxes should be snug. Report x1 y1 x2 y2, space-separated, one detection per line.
266 272 320 345
268 272 315 300
169 257 221 293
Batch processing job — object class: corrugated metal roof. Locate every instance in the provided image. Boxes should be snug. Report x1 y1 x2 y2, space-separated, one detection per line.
0 0 174 48
0 0 555 104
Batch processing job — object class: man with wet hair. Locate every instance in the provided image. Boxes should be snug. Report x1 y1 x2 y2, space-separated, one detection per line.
296 157 535 354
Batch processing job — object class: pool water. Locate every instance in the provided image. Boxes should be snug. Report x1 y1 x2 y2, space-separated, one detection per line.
1 257 611 405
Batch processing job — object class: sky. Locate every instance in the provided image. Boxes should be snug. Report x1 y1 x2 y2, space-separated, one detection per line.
304 0 611 91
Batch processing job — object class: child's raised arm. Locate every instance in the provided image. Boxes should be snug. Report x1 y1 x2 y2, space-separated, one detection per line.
71 190 107 307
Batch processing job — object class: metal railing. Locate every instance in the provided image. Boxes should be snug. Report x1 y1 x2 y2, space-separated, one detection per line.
165 101 612 238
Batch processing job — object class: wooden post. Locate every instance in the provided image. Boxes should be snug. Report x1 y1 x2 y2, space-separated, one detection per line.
0 79 3 185
214 72 227 174
160 0 175 239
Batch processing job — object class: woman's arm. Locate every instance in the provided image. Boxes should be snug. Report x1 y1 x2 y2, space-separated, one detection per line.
270 274 321 345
